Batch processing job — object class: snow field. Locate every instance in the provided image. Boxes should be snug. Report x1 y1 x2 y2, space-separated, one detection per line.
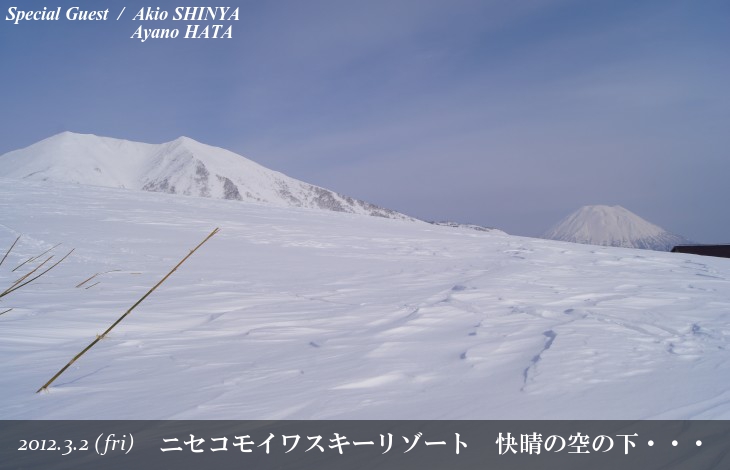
1 178 729 419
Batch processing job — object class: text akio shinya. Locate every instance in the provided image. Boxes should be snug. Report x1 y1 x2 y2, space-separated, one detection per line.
131 7 240 22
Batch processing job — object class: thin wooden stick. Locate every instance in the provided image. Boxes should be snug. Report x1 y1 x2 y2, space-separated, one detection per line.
0 250 74 299
0 235 21 268
36 228 220 393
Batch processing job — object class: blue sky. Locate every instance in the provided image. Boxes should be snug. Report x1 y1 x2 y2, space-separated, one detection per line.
2 0 729 241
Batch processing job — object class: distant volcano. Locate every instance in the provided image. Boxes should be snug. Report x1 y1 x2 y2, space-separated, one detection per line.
542 205 691 251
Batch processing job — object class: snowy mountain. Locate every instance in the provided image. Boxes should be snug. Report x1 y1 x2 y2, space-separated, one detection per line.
543 205 690 251
0 132 411 220
2 178 730 420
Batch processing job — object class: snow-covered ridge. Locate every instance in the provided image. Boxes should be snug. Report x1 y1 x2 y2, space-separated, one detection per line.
543 205 690 251
429 221 506 234
0 132 412 220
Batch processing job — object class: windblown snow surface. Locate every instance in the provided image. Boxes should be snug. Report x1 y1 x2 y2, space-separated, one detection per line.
1 179 730 419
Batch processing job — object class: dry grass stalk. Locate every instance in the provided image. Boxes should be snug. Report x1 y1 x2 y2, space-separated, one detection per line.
11 256 53 288
0 235 21 268
85 282 100 290
12 243 62 272
36 227 220 393
0 250 74 300
0 308 12 316
75 269 121 288
12 243 61 272
75 273 99 288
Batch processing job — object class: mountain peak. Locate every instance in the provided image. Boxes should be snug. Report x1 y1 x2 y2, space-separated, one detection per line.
49 131 103 141
52 130 83 138
543 205 689 251
169 135 198 146
1 132 413 220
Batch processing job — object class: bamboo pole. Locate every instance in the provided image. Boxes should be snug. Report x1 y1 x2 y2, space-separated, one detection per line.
0 235 21 268
36 227 220 393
